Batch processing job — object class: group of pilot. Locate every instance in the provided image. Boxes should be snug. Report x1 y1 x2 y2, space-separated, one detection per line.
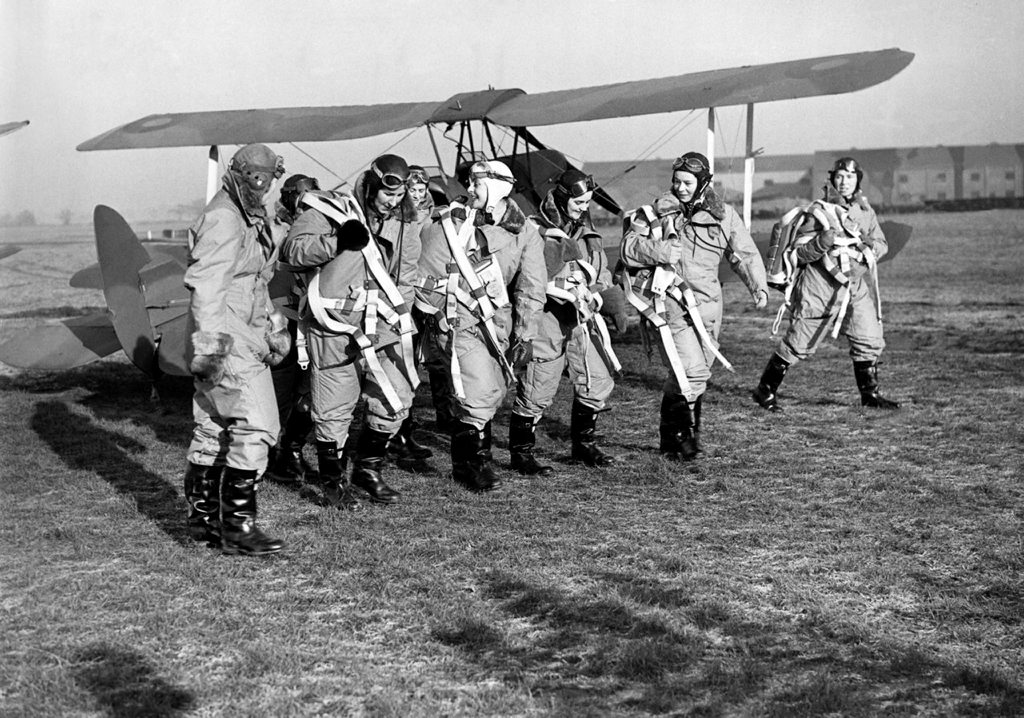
181 143 899 556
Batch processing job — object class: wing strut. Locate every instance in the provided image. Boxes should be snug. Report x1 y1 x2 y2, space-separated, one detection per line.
743 103 755 228
206 145 220 202
426 124 450 182
706 109 716 172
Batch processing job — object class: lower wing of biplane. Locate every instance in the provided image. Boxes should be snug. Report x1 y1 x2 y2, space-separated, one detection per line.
0 206 192 377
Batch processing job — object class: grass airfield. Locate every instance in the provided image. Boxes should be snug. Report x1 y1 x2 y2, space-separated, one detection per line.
1 211 1022 716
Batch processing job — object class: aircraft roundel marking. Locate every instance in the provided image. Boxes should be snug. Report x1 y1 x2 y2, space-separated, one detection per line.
132 115 179 133
809 58 850 72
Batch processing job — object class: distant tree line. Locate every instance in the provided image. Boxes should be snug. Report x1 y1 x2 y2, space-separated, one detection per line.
0 210 37 227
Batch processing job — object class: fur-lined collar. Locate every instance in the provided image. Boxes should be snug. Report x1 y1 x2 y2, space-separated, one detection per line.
535 190 596 234
441 199 527 234
653 185 726 222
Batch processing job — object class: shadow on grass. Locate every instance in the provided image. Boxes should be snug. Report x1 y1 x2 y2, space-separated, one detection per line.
432 570 1024 715
31 400 191 547
1 361 194 448
71 642 195 717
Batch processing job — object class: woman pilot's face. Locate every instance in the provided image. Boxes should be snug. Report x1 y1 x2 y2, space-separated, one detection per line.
468 178 488 210
565 191 593 220
832 168 858 199
671 171 699 203
407 182 428 208
373 186 406 215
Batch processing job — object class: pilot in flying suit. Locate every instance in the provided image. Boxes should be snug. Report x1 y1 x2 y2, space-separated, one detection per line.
621 152 768 461
265 173 322 486
183 143 290 556
753 156 899 411
510 169 625 477
281 154 422 510
416 160 547 493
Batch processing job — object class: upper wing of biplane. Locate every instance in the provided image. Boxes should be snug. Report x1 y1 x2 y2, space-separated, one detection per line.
0 120 29 139
77 49 913 151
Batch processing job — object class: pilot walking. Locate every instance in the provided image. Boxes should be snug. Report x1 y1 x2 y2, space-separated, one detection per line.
417 161 547 492
282 155 423 510
752 156 899 411
510 169 625 477
621 152 768 460
183 143 290 556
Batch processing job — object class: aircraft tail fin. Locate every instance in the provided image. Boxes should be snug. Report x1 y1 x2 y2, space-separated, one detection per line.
93 205 163 377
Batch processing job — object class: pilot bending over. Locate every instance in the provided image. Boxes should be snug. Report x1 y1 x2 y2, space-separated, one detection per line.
281 154 423 510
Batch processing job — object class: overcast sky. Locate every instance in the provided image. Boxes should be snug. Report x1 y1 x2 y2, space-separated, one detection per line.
2 0 1022 222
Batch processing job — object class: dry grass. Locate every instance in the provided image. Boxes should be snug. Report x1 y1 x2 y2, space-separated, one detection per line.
1 211 1022 716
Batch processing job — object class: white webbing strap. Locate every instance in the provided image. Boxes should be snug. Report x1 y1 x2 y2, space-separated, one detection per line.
305 271 404 413
665 284 733 373
301 192 420 393
621 271 690 393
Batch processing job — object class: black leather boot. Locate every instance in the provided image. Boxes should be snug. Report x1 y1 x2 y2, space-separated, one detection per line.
267 409 314 485
853 360 900 409
388 413 433 460
570 400 616 467
508 412 554 477
350 428 400 504
429 369 455 432
315 440 361 511
451 422 501 493
220 467 285 556
184 462 221 546
692 394 704 453
659 394 700 461
752 353 790 412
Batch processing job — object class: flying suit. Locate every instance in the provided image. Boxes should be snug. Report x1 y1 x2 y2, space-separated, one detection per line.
776 190 888 364
417 200 546 429
621 189 767 398
513 192 616 418
280 186 422 449
185 185 285 472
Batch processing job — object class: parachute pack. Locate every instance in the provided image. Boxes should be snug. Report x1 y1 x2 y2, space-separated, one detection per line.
764 205 810 292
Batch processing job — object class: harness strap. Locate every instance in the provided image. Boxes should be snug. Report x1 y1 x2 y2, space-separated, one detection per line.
305 271 404 413
301 192 420 393
665 284 734 372
621 272 691 393
437 207 515 384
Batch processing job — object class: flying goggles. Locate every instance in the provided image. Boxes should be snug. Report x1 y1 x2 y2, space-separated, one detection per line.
371 161 410 190
407 167 430 187
470 166 514 185
562 174 597 198
672 154 710 176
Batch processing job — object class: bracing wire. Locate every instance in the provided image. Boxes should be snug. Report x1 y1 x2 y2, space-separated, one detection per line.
339 126 423 186
601 110 702 189
287 142 348 186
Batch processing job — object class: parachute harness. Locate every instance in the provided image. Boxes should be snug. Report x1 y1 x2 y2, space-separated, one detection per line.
540 225 621 390
620 205 735 393
415 205 515 398
770 201 881 338
298 192 420 414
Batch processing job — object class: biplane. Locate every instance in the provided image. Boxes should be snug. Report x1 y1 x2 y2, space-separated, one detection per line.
0 48 914 380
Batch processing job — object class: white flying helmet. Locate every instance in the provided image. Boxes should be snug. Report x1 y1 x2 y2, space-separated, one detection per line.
470 160 515 215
